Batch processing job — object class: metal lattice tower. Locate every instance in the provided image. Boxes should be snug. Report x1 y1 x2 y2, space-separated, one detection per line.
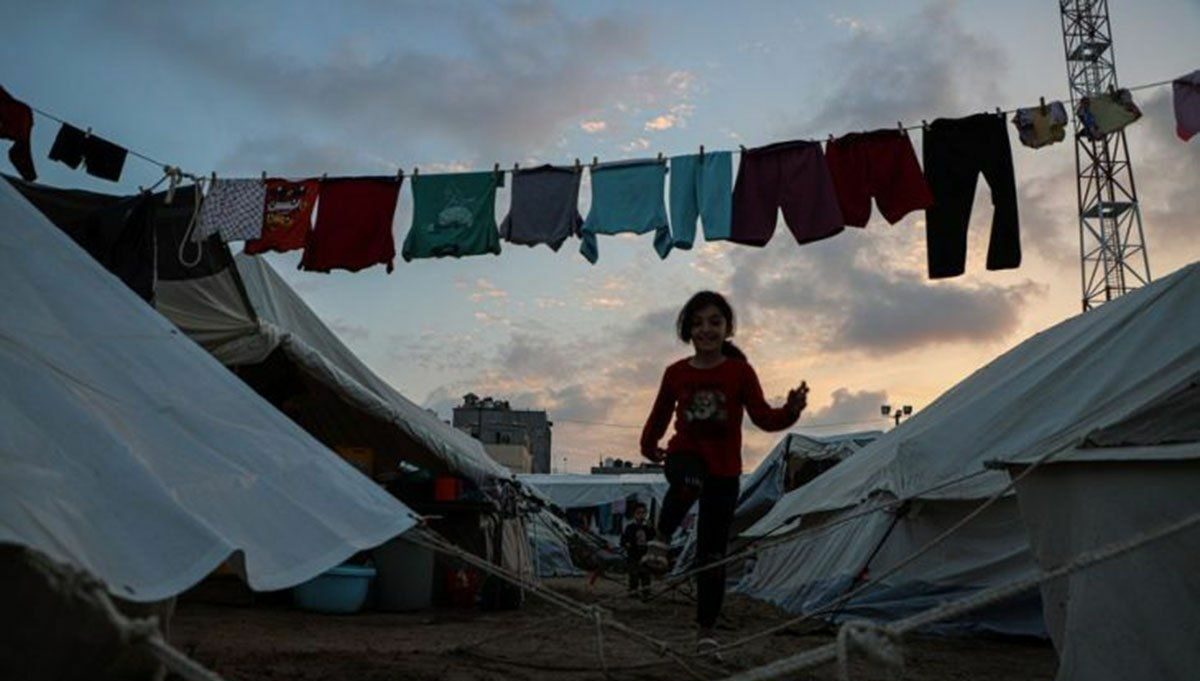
1059 0 1151 311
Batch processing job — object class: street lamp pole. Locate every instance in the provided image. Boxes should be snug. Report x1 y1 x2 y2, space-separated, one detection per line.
880 403 914 429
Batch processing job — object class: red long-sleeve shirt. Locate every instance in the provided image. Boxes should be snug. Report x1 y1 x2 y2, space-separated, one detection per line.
640 357 799 478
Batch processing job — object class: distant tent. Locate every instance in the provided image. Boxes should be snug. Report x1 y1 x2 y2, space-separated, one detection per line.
527 509 584 578
672 430 880 581
736 431 881 536
740 261 1200 642
518 473 669 510
0 177 418 602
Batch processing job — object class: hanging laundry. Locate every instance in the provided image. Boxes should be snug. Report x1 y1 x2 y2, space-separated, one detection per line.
923 113 1020 279
9 179 153 300
580 159 671 264
1173 70 1200 142
1076 89 1142 140
1011 101 1068 149
46 122 129 182
730 140 843 247
669 151 732 249
191 178 266 243
48 123 86 169
404 171 501 261
0 87 36 181
499 165 582 251
824 130 932 228
301 177 402 273
84 135 127 183
244 178 320 255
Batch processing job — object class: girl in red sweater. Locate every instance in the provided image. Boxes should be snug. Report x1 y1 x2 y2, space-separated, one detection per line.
640 291 807 653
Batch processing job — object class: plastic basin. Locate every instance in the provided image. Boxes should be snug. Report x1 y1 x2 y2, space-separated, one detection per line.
292 564 376 614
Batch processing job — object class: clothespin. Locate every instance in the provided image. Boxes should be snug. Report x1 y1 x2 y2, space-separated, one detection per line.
396 167 404 180
591 156 598 168
897 121 905 135
921 120 929 132
738 144 747 153
657 151 664 164
995 106 1004 118
84 126 92 139
260 170 266 182
513 162 520 172
165 166 181 205
574 158 581 174
493 162 500 179
827 133 834 145
699 144 704 159
1039 96 1047 114
412 167 418 178
321 172 328 182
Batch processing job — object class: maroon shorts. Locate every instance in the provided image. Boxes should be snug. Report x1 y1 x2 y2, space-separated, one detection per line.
730 140 845 247
824 130 933 227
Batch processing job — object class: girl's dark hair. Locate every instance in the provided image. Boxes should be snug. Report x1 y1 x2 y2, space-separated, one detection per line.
676 291 747 360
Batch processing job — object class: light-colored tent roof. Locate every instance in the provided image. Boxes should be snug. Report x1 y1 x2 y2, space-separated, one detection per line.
518 473 668 509
155 252 514 492
738 431 881 522
0 178 418 602
750 260 1200 535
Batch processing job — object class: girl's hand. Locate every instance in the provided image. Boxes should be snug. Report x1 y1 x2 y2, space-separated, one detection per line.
786 381 809 415
644 448 668 463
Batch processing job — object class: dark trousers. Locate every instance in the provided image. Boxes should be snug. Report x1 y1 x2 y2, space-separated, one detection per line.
923 113 1020 279
627 557 651 592
658 459 739 629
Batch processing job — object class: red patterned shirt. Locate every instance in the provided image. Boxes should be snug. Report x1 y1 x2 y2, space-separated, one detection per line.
640 357 799 478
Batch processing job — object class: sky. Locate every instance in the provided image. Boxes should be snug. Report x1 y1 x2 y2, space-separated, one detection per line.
3 0 1198 472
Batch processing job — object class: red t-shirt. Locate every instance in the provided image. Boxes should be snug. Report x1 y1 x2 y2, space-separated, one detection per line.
640 357 799 478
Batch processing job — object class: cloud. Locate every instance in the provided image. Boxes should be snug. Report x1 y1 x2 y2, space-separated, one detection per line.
800 1 1006 136
620 137 651 152
727 220 1043 357
91 1 655 158
468 278 509 303
804 387 890 429
645 115 677 131
580 120 608 134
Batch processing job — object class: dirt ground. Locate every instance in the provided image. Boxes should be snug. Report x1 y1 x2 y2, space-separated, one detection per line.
171 577 1057 681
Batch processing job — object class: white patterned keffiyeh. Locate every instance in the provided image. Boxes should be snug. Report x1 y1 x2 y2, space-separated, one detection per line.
192 178 266 242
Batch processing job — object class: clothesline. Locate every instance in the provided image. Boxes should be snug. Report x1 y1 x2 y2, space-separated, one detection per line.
23 76 1181 183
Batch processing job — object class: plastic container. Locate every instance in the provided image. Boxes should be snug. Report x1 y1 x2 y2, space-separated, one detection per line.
372 537 435 611
292 564 376 614
433 476 463 502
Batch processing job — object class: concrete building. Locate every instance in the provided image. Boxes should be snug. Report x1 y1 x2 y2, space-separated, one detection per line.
453 394 553 473
483 444 533 475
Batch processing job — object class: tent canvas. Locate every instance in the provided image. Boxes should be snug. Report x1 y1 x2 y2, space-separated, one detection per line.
739 261 1200 638
154 252 515 494
0 177 418 602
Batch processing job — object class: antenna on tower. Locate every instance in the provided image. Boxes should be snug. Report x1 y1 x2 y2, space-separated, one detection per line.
1060 0 1152 311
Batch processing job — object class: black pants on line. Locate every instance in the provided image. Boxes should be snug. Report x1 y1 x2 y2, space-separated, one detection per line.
658 457 739 629
923 113 1020 279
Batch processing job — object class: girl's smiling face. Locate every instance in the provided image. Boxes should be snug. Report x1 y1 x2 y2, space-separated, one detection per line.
690 304 730 355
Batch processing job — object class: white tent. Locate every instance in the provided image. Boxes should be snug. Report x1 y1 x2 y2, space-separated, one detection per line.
737 431 881 533
988 268 1200 681
518 473 669 510
527 509 584 578
739 262 1200 638
0 178 418 602
154 252 515 493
